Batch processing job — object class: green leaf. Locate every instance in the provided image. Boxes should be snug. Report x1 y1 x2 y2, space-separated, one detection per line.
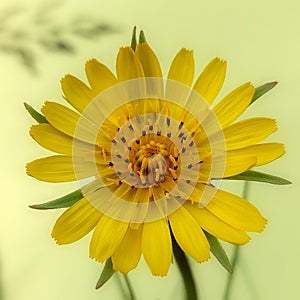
130 26 137 51
24 102 48 123
96 258 115 289
204 231 232 273
225 170 291 185
251 81 278 104
138 30 146 44
29 189 83 210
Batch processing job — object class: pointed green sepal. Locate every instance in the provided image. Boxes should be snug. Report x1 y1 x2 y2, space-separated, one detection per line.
225 170 291 185
24 102 48 123
138 30 146 44
130 26 137 51
205 231 232 273
29 189 83 210
251 81 278 104
96 258 115 289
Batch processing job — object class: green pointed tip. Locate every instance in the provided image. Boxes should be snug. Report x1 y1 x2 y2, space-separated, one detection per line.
138 30 146 44
251 81 278 104
204 231 233 273
29 189 83 210
95 258 115 289
24 102 48 123
131 26 137 51
225 170 291 185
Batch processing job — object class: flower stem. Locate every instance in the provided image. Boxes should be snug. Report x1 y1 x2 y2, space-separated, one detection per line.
222 181 250 300
123 274 136 300
173 238 199 300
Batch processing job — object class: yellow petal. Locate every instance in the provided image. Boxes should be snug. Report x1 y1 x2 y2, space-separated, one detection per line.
227 143 285 166
200 153 257 178
52 198 101 244
142 219 172 276
116 46 145 80
213 82 255 128
41 101 99 144
184 202 250 245
26 155 95 182
112 226 142 273
135 43 163 78
223 117 277 150
30 123 92 155
193 57 227 105
167 48 194 86
169 206 210 262
135 43 164 99
90 215 128 262
85 58 118 94
61 74 98 113
166 49 194 105
205 188 267 232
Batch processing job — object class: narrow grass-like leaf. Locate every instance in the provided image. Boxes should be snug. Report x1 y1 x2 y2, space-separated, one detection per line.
225 170 291 185
130 26 137 51
205 231 232 273
96 258 115 289
29 189 83 210
251 81 278 104
24 102 48 123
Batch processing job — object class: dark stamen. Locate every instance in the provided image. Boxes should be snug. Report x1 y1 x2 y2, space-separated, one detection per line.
121 136 126 143
149 125 153 131
136 139 140 144
157 130 161 136
108 162 113 166
182 147 186 153
167 132 171 138
188 163 193 169
178 121 184 129
186 179 191 184
189 140 194 147
167 117 171 127
142 130 146 136
178 132 184 138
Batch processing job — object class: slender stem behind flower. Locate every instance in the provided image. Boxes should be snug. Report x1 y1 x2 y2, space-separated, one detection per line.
173 236 199 300
222 181 249 300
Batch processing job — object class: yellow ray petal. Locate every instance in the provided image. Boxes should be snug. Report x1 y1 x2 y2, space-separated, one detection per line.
90 215 128 262
227 143 285 166
135 43 164 99
184 202 250 245
26 155 95 182
41 101 100 144
85 58 118 94
169 206 210 262
167 48 194 86
116 46 145 80
52 198 101 244
193 57 227 105
166 49 194 105
112 226 142 273
61 74 98 113
200 153 256 179
30 123 93 155
142 218 172 276
205 187 267 232
223 117 277 150
213 82 255 128
135 43 163 78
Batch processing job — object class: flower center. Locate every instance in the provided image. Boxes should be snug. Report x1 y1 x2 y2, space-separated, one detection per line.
128 134 180 185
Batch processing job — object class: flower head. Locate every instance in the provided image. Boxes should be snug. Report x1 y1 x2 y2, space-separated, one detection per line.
27 32 285 276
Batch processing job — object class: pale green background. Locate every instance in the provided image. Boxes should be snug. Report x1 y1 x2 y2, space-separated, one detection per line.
0 0 299 299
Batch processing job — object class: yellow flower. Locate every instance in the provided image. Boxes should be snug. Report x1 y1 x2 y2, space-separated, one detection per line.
27 37 285 276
